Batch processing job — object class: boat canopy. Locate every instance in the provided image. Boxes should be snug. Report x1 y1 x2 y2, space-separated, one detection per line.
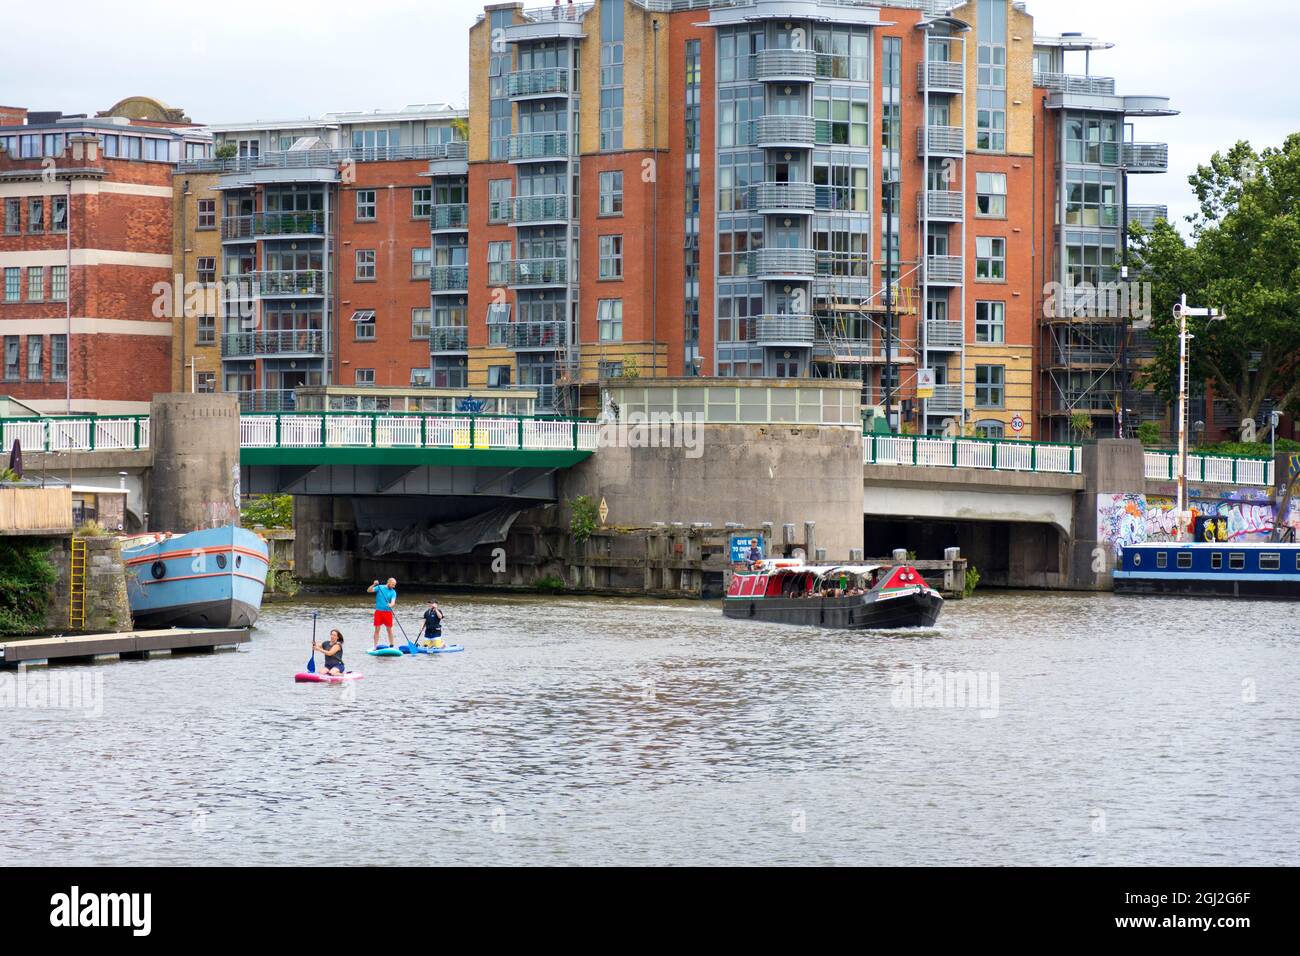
751 564 882 577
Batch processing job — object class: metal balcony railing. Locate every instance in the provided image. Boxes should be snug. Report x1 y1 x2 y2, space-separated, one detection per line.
918 61 964 93
508 258 568 286
178 142 467 174
754 314 815 344
1122 142 1169 173
490 321 568 349
925 384 963 415
430 326 469 351
917 125 965 156
755 49 817 81
752 248 816 278
751 182 816 212
431 265 469 292
430 204 469 230
510 194 569 224
1033 72 1116 95
925 256 963 285
235 389 299 413
755 116 816 147
221 330 324 357
925 320 964 349
920 190 964 220
254 270 324 296
508 131 570 161
507 68 570 97
221 211 326 241
1128 204 1169 230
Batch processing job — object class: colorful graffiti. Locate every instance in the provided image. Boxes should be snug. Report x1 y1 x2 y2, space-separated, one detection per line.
1097 489 1282 554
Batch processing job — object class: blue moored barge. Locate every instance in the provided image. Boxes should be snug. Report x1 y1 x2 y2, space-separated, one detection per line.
1114 542 1300 600
120 526 269 627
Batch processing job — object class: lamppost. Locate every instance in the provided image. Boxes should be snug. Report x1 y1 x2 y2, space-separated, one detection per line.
1270 409 1282 464
1173 293 1225 540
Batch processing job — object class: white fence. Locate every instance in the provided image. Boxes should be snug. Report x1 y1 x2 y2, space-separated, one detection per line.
865 434 1082 474
238 414 599 453
1144 451 1274 487
0 417 149 453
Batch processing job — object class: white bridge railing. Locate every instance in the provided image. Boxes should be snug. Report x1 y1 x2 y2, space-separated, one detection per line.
239 413 600 453
1 416 150 453
1144 450 1274 488
865 434 1082 474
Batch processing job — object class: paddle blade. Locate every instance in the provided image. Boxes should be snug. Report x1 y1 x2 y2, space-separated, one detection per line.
306 650 316 674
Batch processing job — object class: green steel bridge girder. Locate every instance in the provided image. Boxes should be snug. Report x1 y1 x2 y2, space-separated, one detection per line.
238 446 594 470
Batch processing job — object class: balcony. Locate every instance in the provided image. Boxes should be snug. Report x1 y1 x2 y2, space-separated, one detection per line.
925 319 964 350
431 264 469 293
508 131 569 162
751 182 816 214
427 141 470 177
755 115 816 148
751 248 816 280
1122 142 1169 173
925 383 963 416
507 68 570 99
509 194 569 225
235 389 299 413
508 258 568 287
755 49 817 82
221 211 327 242
917 61 964 94
490 320 568 350
430 326 469 352
430 203 469 232
254 270 324 297
917 125 964 157
754 314 815 345
1128 204 1169 231
924 256 963 286
181 143 466 175
221 330 324 358
919 190 964 221
1033 72 1116 96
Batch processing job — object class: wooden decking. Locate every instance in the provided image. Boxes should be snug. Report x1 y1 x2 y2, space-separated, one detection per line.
0 627 248 667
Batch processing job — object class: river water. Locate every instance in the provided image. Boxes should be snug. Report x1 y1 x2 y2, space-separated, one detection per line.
1 590 1295 866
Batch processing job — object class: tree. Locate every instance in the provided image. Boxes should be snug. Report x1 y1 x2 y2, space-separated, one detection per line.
241 494 293 529
1131 135 1300 440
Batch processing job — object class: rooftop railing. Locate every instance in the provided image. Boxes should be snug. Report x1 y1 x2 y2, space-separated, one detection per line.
178 142 466 174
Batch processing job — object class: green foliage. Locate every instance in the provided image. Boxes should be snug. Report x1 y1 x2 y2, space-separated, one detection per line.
215 142 238 159
241 494 293 529
0 466 19 483
1137 421 1163 445
963 565 981 599
1198 439 1300 457
535 575 566 594
0 541 59 634
75 521 108 537
1070 411 1095 439
1132 135 1300 428
451 117 469 142
569 495 599 544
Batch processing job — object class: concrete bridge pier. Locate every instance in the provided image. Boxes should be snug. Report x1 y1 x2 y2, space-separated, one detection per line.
1068 438 1146 590
147 393 241 532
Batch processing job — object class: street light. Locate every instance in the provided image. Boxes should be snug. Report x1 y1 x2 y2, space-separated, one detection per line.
1173 293 1225 540
1270 409 1282 463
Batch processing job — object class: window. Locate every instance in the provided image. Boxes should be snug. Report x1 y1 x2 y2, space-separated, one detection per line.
50 334 67 381
355 190 376 221
598 299 623 341
355 249 376 281
487 364 512 387
352 310 376 340
3 198 19 235
197 257 216 285
974 420 1004 439
411 247 431 280
3 267 19 302
26 267 43 301
3 337 18 379
1228 552 1245 571
197 315 216 346
1178 552 1194 569
975 301 1005 343
412 187 432 220
599 170 624 215
599 235 623 279
600 0 625 151
976 172 1007 217
50 266 67 302
197 199 216 230
1260 553 1281 571
976 237 1006 280
27 198 43 234
1156 552 1168 569
355 368 376 385
26 337 42 380
488 241 512 286
1211 552 1223 570
51 196 67 233
195 371 216 393
411 308 432 340
488 179 513 222
975 365 1004 408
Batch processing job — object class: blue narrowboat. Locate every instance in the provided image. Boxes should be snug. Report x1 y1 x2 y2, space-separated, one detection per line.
1114 542 1300 600
121 526 269 628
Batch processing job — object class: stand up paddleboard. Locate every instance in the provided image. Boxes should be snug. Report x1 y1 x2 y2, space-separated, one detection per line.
367 646 405 657
400 643 465 655
295 672 364 683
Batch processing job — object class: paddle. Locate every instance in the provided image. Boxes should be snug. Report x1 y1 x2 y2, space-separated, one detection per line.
306 611 318 674
395 615 416 655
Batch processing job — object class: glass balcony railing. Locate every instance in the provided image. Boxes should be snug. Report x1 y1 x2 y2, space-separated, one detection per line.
431 265 469 292
755 116 816 147
430 326 469 351
510 194 569 224
751 248 816 278
221 330 323 357
754 315 815 344
221 211 326 241
1033 72 1116 96
254 270 324 296
490 320 568 349
750 182 816 212
755 49 817 81
507 68 570 98
508 258 567 287
430 204 469 230
1122 142 1169 173
508 131 569 161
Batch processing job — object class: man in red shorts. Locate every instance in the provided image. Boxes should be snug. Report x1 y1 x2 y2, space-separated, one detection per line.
368 577 398 647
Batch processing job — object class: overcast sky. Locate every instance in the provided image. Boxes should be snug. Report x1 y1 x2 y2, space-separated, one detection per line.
3 0 1296 227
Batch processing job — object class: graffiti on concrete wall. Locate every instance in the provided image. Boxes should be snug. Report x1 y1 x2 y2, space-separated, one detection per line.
1097 489 1281 554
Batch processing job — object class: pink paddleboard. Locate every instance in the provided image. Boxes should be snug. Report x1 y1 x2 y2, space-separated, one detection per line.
295 672 364 683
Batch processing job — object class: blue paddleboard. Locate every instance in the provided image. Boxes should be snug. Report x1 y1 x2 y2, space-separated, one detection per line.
366 646 404 657
399 643 465 655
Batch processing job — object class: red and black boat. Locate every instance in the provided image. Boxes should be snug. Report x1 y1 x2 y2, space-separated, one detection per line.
723 560 944 630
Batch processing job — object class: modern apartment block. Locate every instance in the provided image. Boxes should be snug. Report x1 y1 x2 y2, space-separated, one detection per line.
174 105 467 411
450 0 1172 433
0 97 211 414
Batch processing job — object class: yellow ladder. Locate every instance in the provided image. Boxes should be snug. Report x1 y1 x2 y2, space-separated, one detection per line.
69 538 87 630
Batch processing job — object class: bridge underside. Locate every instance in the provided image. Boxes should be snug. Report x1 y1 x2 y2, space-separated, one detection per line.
243 463 560 500
864 515 1068 590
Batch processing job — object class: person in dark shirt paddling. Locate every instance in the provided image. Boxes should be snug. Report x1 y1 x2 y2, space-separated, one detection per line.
420 601 446 649
314 629 346 676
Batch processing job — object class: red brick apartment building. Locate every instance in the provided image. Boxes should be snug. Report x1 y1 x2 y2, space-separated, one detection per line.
0 98 211 414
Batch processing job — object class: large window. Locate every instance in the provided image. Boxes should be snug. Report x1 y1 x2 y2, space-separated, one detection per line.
599 235 623 279
599 170 624 216
27 198 43 234
3 199 19 235
487 241 512 286
975 237 1006 280
976 172 1007 217
1064 169 1120 227
51 196 67 233
411 308 431 340
50 266 67 301
600 0 625 151
50 334 67 381
598 299 623 341
3 267 19 302
975 364 1005 408
26 337 42 380
411 247 431 280
1065 117 1120 165
2 336 18 379
975 301 1005 343
488 179 513 222
814 85 871 146
26 267 43 301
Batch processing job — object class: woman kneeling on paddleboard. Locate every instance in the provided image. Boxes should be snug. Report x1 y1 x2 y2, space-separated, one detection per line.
314 630 346 676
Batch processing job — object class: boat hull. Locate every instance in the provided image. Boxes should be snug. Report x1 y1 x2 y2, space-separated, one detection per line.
723 587 944 630
1113 575 1300 600
122 526 269 629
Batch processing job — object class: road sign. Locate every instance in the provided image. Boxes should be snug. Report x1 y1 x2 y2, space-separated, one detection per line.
916 368 936 399
1011 414 1025 434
